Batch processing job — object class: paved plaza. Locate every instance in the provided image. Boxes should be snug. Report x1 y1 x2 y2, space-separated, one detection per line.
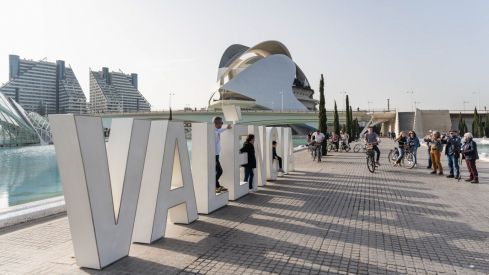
1 140 488 274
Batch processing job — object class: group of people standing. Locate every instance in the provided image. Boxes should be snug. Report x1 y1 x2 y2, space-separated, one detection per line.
213 116 284 194
423 130 479 183
392 128 480 183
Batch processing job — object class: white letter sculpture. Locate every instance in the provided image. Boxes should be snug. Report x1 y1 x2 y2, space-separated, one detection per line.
132 121 198 244
248 125 266 187
191 123 229 214
49 115 150 269
283 127 295 172
265 127 280 180
220 125 250 200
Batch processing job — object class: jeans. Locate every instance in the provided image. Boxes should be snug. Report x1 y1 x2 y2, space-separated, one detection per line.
215 155 223 188
396 147 405 163
465 159 478 180
447 154 460 176
430 150 443 174
427 147 432 168
373 145 380 162
412 147 418 164
244 167 254 189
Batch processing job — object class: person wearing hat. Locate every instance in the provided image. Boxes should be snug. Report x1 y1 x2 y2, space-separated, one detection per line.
461 132 479 183
442 130 462 179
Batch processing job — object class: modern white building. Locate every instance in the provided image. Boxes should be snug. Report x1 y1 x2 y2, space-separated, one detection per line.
89 67 151 113
0 55 87 115
208 41 318 111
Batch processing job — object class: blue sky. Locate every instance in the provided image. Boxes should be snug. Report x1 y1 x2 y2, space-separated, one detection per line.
0 0 488 111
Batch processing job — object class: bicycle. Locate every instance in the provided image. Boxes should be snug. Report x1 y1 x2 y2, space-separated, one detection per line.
353 143 366 153
311 143 322 162
366 144 376 173
388 145 415 169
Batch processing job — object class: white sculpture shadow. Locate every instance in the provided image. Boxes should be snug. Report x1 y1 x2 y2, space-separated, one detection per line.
221 125 250 200
132 121 198 244
49 115 149 269
191 123 229 214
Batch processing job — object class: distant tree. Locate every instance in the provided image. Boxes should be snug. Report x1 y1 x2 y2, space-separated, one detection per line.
472 107 481 137
349 105 354 141
485 113 489 137
333 101 340 136
318 74 327 155
345 95 352 140
458 112 464 136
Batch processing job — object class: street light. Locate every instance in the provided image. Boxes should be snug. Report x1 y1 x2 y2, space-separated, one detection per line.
169 92 175 110
413 101 421 110
279 91 284 112
406 91 414 112
473 91 481 110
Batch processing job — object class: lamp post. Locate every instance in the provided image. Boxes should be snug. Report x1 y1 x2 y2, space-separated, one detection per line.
279 91 284 112
406 90 414 112
367 101 373 113
169 92 175 111
473 91 481 110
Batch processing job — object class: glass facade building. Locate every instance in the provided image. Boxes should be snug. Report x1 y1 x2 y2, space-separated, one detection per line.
0 91 40 146
89 67 151 113
0 55 87 115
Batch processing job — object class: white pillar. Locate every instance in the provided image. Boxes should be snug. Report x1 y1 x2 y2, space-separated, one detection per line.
191 123 229 214
266 127 279 180
220 125 250 200
132 121 198 244
283 127 295 172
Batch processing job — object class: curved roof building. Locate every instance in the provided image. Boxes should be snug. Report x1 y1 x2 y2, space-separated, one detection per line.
0 91 41 146
209 41 317 111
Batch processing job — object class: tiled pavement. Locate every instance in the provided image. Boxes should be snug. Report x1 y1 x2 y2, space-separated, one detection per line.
1 140 488 274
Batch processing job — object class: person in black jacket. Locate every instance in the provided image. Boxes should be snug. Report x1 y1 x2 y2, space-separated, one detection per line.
240 134 257 190
462 132 479 183
272 141 284 172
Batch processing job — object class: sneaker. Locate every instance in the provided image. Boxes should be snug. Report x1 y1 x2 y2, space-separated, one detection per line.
220 186 228 192
438 172 443 176
465 178 473 182
471 179 479 184
215 186 222 193
426 166 432 169
446 175 454 178
248 189 255 193
430 171 437 174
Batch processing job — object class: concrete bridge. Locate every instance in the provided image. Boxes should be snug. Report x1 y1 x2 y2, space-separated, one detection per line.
95 109 482 135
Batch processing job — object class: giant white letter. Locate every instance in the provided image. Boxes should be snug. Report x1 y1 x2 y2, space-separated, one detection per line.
221 125 250 200
132 121 198 244
49 115 149 269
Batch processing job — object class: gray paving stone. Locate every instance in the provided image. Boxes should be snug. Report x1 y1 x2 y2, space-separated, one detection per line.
0 140 488 274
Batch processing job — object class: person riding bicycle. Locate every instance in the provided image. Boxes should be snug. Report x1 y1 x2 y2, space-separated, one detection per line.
311 129 325 162
394 131 408 166
340 130 350 150
364 126 380 165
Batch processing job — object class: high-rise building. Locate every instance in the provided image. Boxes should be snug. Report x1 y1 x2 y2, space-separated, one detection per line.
89 67 151 113
0 55 87 115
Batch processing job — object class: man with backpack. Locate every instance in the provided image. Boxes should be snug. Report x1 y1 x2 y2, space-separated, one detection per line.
442 130 462 179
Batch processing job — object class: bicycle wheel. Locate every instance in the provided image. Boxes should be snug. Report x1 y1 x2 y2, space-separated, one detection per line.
353 144 362 153
367 154 375 173
404 152 415 169
327 143 333 152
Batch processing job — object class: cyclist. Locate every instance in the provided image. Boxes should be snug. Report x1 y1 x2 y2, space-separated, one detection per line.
364 126 380 165
340 130 350 150
394 131 407 166
311 129 325 161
